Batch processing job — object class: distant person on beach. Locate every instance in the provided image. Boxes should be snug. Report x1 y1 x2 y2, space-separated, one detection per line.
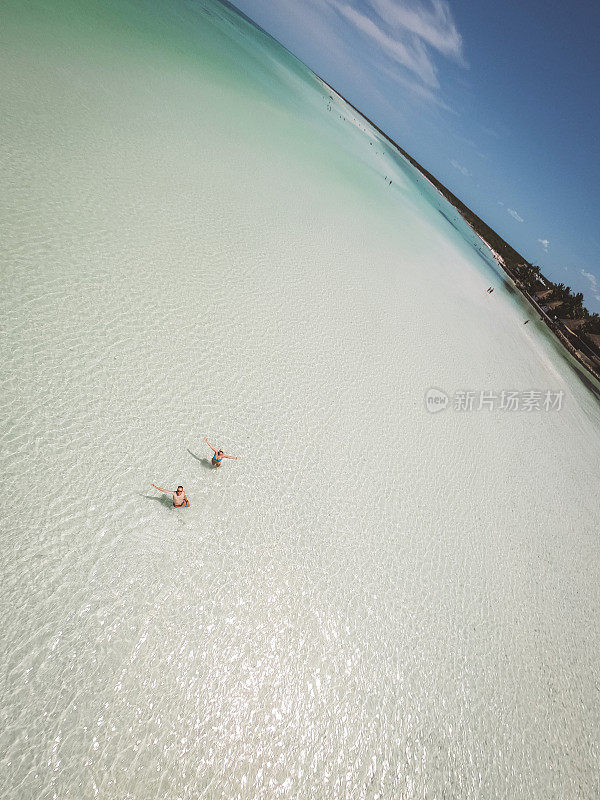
151 484 189 507
204 437 241 468
524 319 530 325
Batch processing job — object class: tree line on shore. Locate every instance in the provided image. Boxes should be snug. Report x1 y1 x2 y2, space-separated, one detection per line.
511 264 600 339
315 80 600 363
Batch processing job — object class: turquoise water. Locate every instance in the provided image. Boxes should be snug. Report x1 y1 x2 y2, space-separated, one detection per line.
1 1 599 798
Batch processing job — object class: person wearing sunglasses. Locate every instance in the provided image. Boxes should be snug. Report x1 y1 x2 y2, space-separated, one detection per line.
151 484 190 507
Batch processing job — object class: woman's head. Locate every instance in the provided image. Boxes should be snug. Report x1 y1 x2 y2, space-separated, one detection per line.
218 450 224 456
177 486 183 493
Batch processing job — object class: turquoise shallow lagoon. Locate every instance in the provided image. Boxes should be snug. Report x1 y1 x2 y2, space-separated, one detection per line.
1 1 599 798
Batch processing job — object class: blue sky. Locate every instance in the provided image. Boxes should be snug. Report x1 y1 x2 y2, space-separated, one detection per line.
231 0 600 313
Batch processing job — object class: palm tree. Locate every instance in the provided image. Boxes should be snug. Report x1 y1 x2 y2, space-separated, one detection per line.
582 312 600 334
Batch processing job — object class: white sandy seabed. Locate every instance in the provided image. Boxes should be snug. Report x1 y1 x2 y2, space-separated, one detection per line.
1 1 599 798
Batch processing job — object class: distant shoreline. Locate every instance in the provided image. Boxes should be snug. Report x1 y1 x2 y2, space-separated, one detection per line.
316 75 600 389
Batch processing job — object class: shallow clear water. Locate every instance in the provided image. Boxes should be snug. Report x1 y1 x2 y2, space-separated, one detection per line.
1 1 599 798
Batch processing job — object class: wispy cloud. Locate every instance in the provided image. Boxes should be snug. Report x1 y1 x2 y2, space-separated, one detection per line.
326 0 465 97
367 0 464 62
507 208 524 222
581 269 600 301
334 3 439 86
235 0 466 111
538 238 550 252
450 158 470 176
479 124 500 138
376 62 456 111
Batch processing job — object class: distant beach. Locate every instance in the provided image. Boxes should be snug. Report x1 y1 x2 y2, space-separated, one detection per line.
317 75 600 389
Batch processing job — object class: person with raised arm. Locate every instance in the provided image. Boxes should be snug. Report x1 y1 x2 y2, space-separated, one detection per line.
151 484 190 507
204 437 241 468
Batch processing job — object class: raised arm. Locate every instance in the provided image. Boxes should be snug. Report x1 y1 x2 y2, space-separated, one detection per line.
151 484 173 495
224 454 241 460
204 437 217 453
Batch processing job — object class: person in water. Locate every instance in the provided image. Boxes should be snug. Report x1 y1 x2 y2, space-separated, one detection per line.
204 437 241 468
151 484 190 507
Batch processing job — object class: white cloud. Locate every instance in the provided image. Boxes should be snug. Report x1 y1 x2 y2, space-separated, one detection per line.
450 159 470 176
507 208 524 222
537 238 549 252
325 0 465 95
480 124 500 138
366 0 464 62
334 3 439 86
235 0 466 110
376 63 456 111
581 269 600 302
